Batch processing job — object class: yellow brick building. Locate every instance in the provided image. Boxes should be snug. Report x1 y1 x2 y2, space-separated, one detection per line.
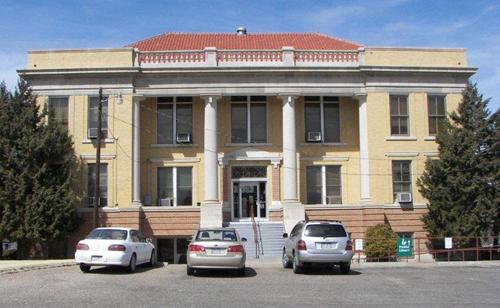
19 30 475 261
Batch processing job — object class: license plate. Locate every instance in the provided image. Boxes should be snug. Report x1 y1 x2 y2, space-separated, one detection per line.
208 249 226 255
317 243 336 249
91 256 103 261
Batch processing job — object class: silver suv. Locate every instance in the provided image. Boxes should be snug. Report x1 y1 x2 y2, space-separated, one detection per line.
282 220 353 274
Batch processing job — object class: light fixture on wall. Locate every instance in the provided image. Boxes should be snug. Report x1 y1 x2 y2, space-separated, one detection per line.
115 93 123 104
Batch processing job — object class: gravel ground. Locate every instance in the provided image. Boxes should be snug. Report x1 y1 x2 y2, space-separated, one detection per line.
0 262 499 307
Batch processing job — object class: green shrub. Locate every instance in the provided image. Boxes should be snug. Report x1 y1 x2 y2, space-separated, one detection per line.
364 224 397 261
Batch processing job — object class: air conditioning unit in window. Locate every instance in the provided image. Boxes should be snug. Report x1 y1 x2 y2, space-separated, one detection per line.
88 128 108 139
307 131 322 142
176 133 191 143
396 192 412 203
160 198 173 206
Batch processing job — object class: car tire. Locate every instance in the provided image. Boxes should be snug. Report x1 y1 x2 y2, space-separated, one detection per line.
186 266 194 276
79 264 91 273
340 263 350 274
282 250 292 268
292 253 303 274
127 254 137 273
149 250 156 267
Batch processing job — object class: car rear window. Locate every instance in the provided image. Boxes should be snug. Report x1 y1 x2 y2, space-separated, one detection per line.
196 230 237 241
86 229 128 240
304 225 347 237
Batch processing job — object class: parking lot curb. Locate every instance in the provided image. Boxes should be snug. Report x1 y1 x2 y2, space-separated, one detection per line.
0 261 76 275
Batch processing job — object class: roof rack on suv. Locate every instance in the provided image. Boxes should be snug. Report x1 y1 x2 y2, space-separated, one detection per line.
305 219 343 224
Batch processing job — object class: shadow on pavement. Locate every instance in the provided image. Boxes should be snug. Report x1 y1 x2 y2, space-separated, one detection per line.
297 265 362 276
192 267 257 278
85 262 165 275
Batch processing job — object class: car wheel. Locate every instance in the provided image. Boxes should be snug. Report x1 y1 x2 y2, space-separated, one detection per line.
149 250 156 267
292 253 303 274
186 266 194 276
282 250 292 268
340 263 350 274
79 264 91 273
127 254 137 273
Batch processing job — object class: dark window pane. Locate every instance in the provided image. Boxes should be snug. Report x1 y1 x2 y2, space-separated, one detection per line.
231 104 248 143
250 103 267 143
177 168 192 206
49 97 69 127
88 96 108 131
391 117 400 135
304 225 347 237
324 103 340 142
250 96 266 102
326 166 341 204
176 96 192 103
157 167 173 204
231 96 247 102
399 118 408 135
304 96 320 101
436 97 445 115
305 103 321 141
429 117 437 135
390 96 399 115
399 98 408 116
323 96 339 102
306 166 322 204
176 104 192 138
158 97 173 103
157 104 173 144
87 163 107 207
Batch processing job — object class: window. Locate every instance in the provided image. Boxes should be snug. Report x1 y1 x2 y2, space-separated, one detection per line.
231 96 267 143
304 225 347 237
390 95 409 135
48 97 68 128
392 161 412 200
157 97 193 144
428 95 446 135
306 165 342 205
157 167 192 206
87 163 108 207
88 96 108 138
304 96 340 143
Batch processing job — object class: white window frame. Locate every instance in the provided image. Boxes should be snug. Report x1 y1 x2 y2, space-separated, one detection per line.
230 96 267 144
304 96 340 143
306 165 342 205
157 166 193 206
156 97 193 145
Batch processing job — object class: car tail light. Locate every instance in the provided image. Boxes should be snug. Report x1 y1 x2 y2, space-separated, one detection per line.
227 245 244 253
108 244 127 251
297 240 307 251
76 243 89 250
346 240 353 251
188 244 205 252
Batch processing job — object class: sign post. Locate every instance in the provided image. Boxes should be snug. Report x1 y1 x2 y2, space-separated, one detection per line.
397 235 413 258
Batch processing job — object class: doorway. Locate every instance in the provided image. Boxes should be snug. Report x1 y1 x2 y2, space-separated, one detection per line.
232 181 267 221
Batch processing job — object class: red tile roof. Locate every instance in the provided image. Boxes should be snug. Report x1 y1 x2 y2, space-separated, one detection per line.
128 32 361 51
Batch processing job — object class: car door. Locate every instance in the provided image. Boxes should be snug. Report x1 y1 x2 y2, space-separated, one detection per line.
285 223 301 257
129 230 141 261
137 231 150 262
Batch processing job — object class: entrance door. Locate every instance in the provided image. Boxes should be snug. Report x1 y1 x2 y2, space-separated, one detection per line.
235 182 267 220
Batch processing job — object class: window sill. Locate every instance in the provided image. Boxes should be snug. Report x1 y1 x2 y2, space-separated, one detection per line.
82 138 115 144
299 142 346 147
385 136 417 141
150 143 199 148
141 205 200 212
225 143 272 147
424 136 436 141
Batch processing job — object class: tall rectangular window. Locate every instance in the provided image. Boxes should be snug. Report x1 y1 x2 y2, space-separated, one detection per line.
428 95 446 136
304 96 340 143
157 97 193 144
390 95 409 135
88 96 108 138
306 165 342 205
231 96 267 143
87 163 108 207
48 97 69 128
392 161 412 200
157 167 192 206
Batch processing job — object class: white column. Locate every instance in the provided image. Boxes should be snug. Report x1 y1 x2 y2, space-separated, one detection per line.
132 96 142 206
203 96 219 202
281 95 298 201
200 95 222 228
357 94 371 201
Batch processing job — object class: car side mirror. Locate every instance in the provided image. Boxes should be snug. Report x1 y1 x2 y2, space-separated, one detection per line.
241 237 247 242
283 233 288 238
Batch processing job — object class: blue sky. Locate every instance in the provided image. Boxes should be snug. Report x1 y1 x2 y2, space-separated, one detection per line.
1 0 499 111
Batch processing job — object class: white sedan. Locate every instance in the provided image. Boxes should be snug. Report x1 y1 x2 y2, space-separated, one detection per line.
75 227 156 273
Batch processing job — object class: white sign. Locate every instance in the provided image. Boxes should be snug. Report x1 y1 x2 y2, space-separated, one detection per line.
355 239 363 251
444 237 453 249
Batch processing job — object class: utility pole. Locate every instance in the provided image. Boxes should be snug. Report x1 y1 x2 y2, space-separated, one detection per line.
93 87 103 228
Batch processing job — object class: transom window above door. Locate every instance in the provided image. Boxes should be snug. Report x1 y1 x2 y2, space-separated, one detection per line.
304 96 340 143
231 166 267 178
231 96 267 144
157 97 193 144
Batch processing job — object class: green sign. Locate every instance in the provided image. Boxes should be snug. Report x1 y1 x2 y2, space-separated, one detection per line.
397 236 413 257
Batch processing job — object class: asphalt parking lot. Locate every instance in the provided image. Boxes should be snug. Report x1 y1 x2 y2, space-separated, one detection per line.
0 262 499 307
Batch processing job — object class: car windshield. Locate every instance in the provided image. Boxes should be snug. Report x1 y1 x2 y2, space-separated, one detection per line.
195 230 237 242
86 229 128 240
304 225 347 237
